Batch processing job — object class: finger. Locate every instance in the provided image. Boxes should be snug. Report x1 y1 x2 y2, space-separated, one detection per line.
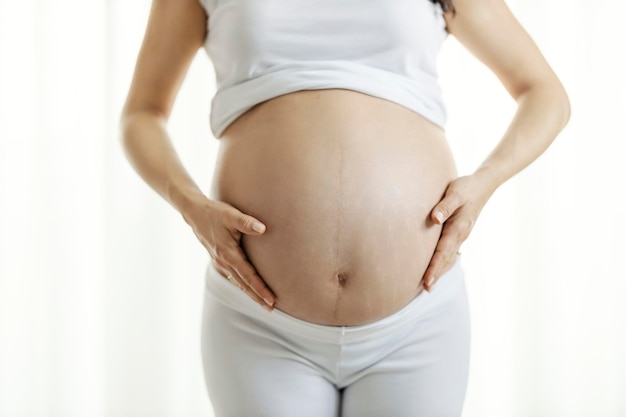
211 258 244 289
224 269 274 312
423 232 460 291
423 251 448 292
229 209 267 235
211 259 231 279
212 257 274 311
423 252 456 292
221 244 276 304
212 225 276 305
229 254 276 307
431 189 464 225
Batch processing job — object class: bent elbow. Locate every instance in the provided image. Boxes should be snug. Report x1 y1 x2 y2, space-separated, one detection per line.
560 87 572 130
118 108 167 145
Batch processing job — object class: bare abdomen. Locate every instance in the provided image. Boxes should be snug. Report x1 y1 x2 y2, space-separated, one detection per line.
209 89 457 326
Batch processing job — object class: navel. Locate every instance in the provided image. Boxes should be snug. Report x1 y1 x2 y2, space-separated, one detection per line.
335 271 348 288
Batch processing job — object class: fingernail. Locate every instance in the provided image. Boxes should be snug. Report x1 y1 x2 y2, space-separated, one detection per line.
263 297 274 307
427 275 435 287
252 222 265 233
434 211 444 223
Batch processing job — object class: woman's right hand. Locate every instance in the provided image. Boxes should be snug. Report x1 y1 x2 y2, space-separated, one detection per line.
181 196 276 312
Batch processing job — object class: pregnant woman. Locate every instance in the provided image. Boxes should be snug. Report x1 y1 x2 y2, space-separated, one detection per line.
120 0 570 415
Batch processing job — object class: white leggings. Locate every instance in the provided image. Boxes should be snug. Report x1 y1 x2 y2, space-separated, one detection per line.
200 254 471 417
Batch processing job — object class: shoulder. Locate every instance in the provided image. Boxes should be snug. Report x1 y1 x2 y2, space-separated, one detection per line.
442 0 562 99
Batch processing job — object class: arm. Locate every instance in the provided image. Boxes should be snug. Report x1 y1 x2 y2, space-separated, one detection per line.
119 0 276 309
119 0 208 216
423 0 571 291
446 0 571 192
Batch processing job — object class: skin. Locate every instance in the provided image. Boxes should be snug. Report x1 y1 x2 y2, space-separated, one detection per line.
207 91 457 324
120 0 570 314
424 0 571 290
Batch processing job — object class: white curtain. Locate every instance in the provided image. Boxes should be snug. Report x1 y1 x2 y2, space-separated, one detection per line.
0 0 624 416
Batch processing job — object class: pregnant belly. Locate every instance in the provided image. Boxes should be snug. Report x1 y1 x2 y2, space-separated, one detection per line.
209 89 458 326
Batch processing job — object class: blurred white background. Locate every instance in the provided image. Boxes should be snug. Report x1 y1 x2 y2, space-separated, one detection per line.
1 0 624 416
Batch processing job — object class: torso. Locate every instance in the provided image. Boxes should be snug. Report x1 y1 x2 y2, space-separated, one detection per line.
209 89 457 326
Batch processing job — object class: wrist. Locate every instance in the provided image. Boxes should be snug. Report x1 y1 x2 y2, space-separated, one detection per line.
471 165 504 196
168 183 212 223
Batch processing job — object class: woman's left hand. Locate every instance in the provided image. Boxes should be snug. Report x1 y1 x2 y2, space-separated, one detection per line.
422 172 498 292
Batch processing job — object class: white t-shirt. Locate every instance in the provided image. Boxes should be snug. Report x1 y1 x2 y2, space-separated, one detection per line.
198 0 448 138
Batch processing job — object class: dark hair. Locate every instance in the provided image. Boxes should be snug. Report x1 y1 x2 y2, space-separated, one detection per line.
430 0 455 14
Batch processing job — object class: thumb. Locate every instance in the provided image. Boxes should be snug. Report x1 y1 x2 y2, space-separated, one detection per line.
232 210 267 235
431 191 462 225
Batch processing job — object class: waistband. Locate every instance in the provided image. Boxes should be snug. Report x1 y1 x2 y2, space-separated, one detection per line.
204 254 466 344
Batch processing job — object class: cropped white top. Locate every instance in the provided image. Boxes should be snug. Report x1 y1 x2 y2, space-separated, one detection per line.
197 0 449 138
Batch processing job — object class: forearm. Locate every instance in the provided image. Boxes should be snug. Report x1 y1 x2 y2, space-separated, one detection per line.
472 81 571 192
119 111 210 217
